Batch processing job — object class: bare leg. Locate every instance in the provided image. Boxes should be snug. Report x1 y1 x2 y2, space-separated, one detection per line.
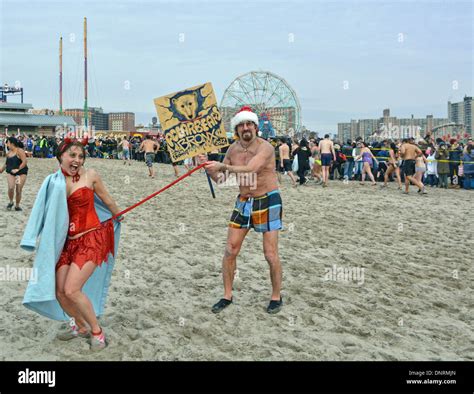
323 166 329 185
288 171 297 185
263 231 282 300
7 174 15 203
384 166 393 186
361 165 366 183
222 227 249 300
314 165 322 182
276 170 282 183
366 164 376 184
64 262 101 333
407 175 423 190
56 265 89 332
14 175 27 207
395 168 402 188
415 171 423 184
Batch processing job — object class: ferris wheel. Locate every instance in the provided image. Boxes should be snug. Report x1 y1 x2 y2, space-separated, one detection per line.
220 71 301 138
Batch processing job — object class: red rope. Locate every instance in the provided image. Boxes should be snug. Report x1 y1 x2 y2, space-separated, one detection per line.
111 162 208 221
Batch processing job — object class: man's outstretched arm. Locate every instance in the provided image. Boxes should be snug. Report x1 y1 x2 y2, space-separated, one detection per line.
198 151 231 183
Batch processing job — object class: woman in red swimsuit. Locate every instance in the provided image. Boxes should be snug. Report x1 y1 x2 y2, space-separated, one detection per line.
55 139 121 351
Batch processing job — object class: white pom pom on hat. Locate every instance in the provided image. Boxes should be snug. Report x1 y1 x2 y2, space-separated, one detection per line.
230 106 259 131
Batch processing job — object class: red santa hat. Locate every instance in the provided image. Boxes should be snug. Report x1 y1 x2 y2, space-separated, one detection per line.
231 106 259 131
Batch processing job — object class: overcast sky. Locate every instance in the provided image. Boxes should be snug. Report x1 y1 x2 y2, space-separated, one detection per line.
1 0 472 133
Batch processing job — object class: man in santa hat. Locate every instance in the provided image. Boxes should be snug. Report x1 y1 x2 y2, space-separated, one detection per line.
200 106 283 314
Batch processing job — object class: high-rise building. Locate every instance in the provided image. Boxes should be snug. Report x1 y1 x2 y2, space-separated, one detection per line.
350 120 358 141
337 109 448 141
220 106 296 135
448 96 473 136
64 107 108 131
109 112 135 132
358 119 379 141
91 108 109 131
338 123 351 142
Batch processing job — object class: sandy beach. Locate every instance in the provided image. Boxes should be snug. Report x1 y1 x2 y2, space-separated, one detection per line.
0 157 472 361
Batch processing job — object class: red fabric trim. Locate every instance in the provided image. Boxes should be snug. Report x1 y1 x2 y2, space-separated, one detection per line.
56 220 115 271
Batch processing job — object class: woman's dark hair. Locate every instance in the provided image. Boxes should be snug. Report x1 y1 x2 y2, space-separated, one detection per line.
390 142 398 152
7 137 20 147
56 140 87 162
467 145 473 155
299 138 308 148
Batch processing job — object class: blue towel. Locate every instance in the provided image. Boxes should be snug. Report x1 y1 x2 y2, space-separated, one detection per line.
21 169 121 321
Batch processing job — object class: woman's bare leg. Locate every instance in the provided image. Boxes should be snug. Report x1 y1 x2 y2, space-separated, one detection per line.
14 174 27 207
56 265 89 332
395 168 402 188
384 166 393 186
361 165 366 183
6 174 15 204
367 164 376 184
64 262 101 333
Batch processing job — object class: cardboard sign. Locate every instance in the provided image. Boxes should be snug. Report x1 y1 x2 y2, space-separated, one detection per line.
154 82 229 162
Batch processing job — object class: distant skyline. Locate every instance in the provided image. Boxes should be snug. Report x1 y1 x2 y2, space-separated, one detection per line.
1 0 473 133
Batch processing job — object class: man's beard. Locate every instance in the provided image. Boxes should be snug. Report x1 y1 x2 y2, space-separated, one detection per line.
241 131 253 142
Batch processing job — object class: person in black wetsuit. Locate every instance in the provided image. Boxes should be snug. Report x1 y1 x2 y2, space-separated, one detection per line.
0 137 29 211
293 138 312 185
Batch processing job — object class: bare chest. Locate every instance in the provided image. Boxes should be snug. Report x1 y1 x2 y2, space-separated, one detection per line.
230 146 259 165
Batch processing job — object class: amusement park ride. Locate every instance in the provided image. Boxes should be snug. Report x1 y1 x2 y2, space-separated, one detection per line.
220 71 301 137
3 21 303 140
0 84 24 103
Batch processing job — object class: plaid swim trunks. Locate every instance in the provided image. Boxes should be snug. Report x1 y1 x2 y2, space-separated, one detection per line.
229 189 282 232
145 153 155 167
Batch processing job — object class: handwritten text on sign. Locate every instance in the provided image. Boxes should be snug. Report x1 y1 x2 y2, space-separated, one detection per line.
154 83 229 162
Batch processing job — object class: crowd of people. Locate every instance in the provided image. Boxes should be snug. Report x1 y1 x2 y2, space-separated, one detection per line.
0 130 232 210
270 133 474 193
0 131 233 165
0 132 169 162
1 129 473 213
